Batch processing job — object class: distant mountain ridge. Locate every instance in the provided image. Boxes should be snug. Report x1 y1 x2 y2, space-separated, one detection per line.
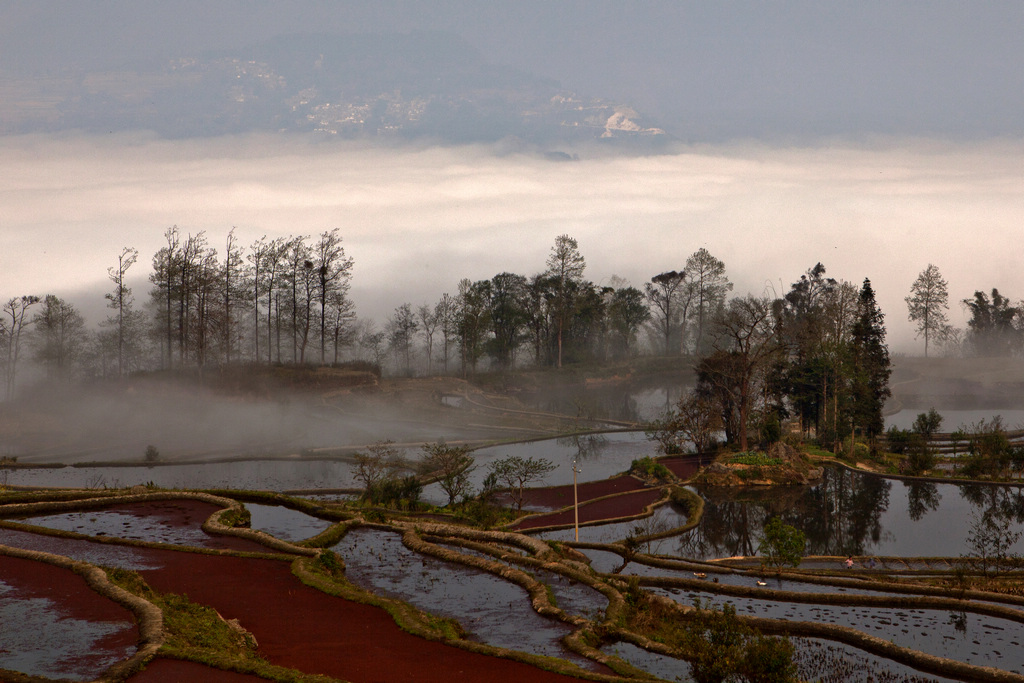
0 31 668 146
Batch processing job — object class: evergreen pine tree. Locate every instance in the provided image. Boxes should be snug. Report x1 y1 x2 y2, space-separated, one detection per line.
850 278 892 446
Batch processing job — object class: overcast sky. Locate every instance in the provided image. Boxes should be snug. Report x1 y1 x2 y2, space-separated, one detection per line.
1 2 1023 355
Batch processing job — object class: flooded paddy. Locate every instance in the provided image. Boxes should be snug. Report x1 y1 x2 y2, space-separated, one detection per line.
14 499 248 549
601 640 693 682
602 637 956 683
652 585 1024 673
520 380 692 424
5 421 1024 681
0 556 137 680
245 503 334 542
1 458 361 491
464 431 654 487
421 431 657 506
886 409 1024 432
621 563 895 597
791 638 959 683
433 541 608 620
332 526 601 671
0 526 165 569
7 431 658 505
534 501 692 546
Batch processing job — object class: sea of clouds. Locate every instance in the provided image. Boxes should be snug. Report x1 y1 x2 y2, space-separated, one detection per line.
3 132 1023 353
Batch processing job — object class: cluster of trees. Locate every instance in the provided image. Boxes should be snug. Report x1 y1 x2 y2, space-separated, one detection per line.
22 229 1020 430
0 227 356 397
372 234 658 376
351 439 556 518
8 230 1024 402
0 232 730 394
3 231 898 457
905 263 1024 358
654 264 891 454
150 226 355 370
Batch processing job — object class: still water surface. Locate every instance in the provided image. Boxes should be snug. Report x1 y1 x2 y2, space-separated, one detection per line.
676 467 1024 560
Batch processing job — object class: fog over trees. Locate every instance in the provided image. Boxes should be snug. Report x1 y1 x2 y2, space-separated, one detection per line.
0 224 1020 454
0 224 916 457
0 229 1016 390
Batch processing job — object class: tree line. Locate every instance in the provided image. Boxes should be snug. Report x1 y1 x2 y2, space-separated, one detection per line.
0 231 735 394
0 226 903 455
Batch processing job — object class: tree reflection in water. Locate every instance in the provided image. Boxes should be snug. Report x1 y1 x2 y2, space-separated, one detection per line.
557 432 607 466
957 482 1024 524
905 481 940 522
679 468 893 559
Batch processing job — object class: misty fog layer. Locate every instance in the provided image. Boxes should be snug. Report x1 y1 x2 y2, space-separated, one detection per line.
5 381 483 464
2 134 1024 352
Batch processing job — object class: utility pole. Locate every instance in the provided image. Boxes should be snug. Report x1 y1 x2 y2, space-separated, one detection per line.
572 459 582 542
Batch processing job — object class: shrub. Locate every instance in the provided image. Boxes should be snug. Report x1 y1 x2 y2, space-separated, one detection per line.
367 475 422 509
729 452 782 467
629 456 672 482
758 414 782 448
741 634 798 683
144 445 160 462
219 507 251 528
757 517 805 570
682 601 797 683
885 427 912 455
455 499 514 528
669 486 698 515
317 549 345 576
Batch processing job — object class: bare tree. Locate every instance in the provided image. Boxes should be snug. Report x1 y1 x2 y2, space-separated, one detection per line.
906 263 950 358
221 229 245 365
647 389 722 455
356 320 387 367
524 274 551 365
149 226 179 369
417 304 438 374
106 247 138 377
420 442 475 505
434 293 457 374
1 295 40 399
247 235 267 362
314 229 354 365
326 289 356 364
353 441 405 499
487 456 557 511
701 295 780 452
281 237 315 363
387 303 419 375
644 270 691 355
